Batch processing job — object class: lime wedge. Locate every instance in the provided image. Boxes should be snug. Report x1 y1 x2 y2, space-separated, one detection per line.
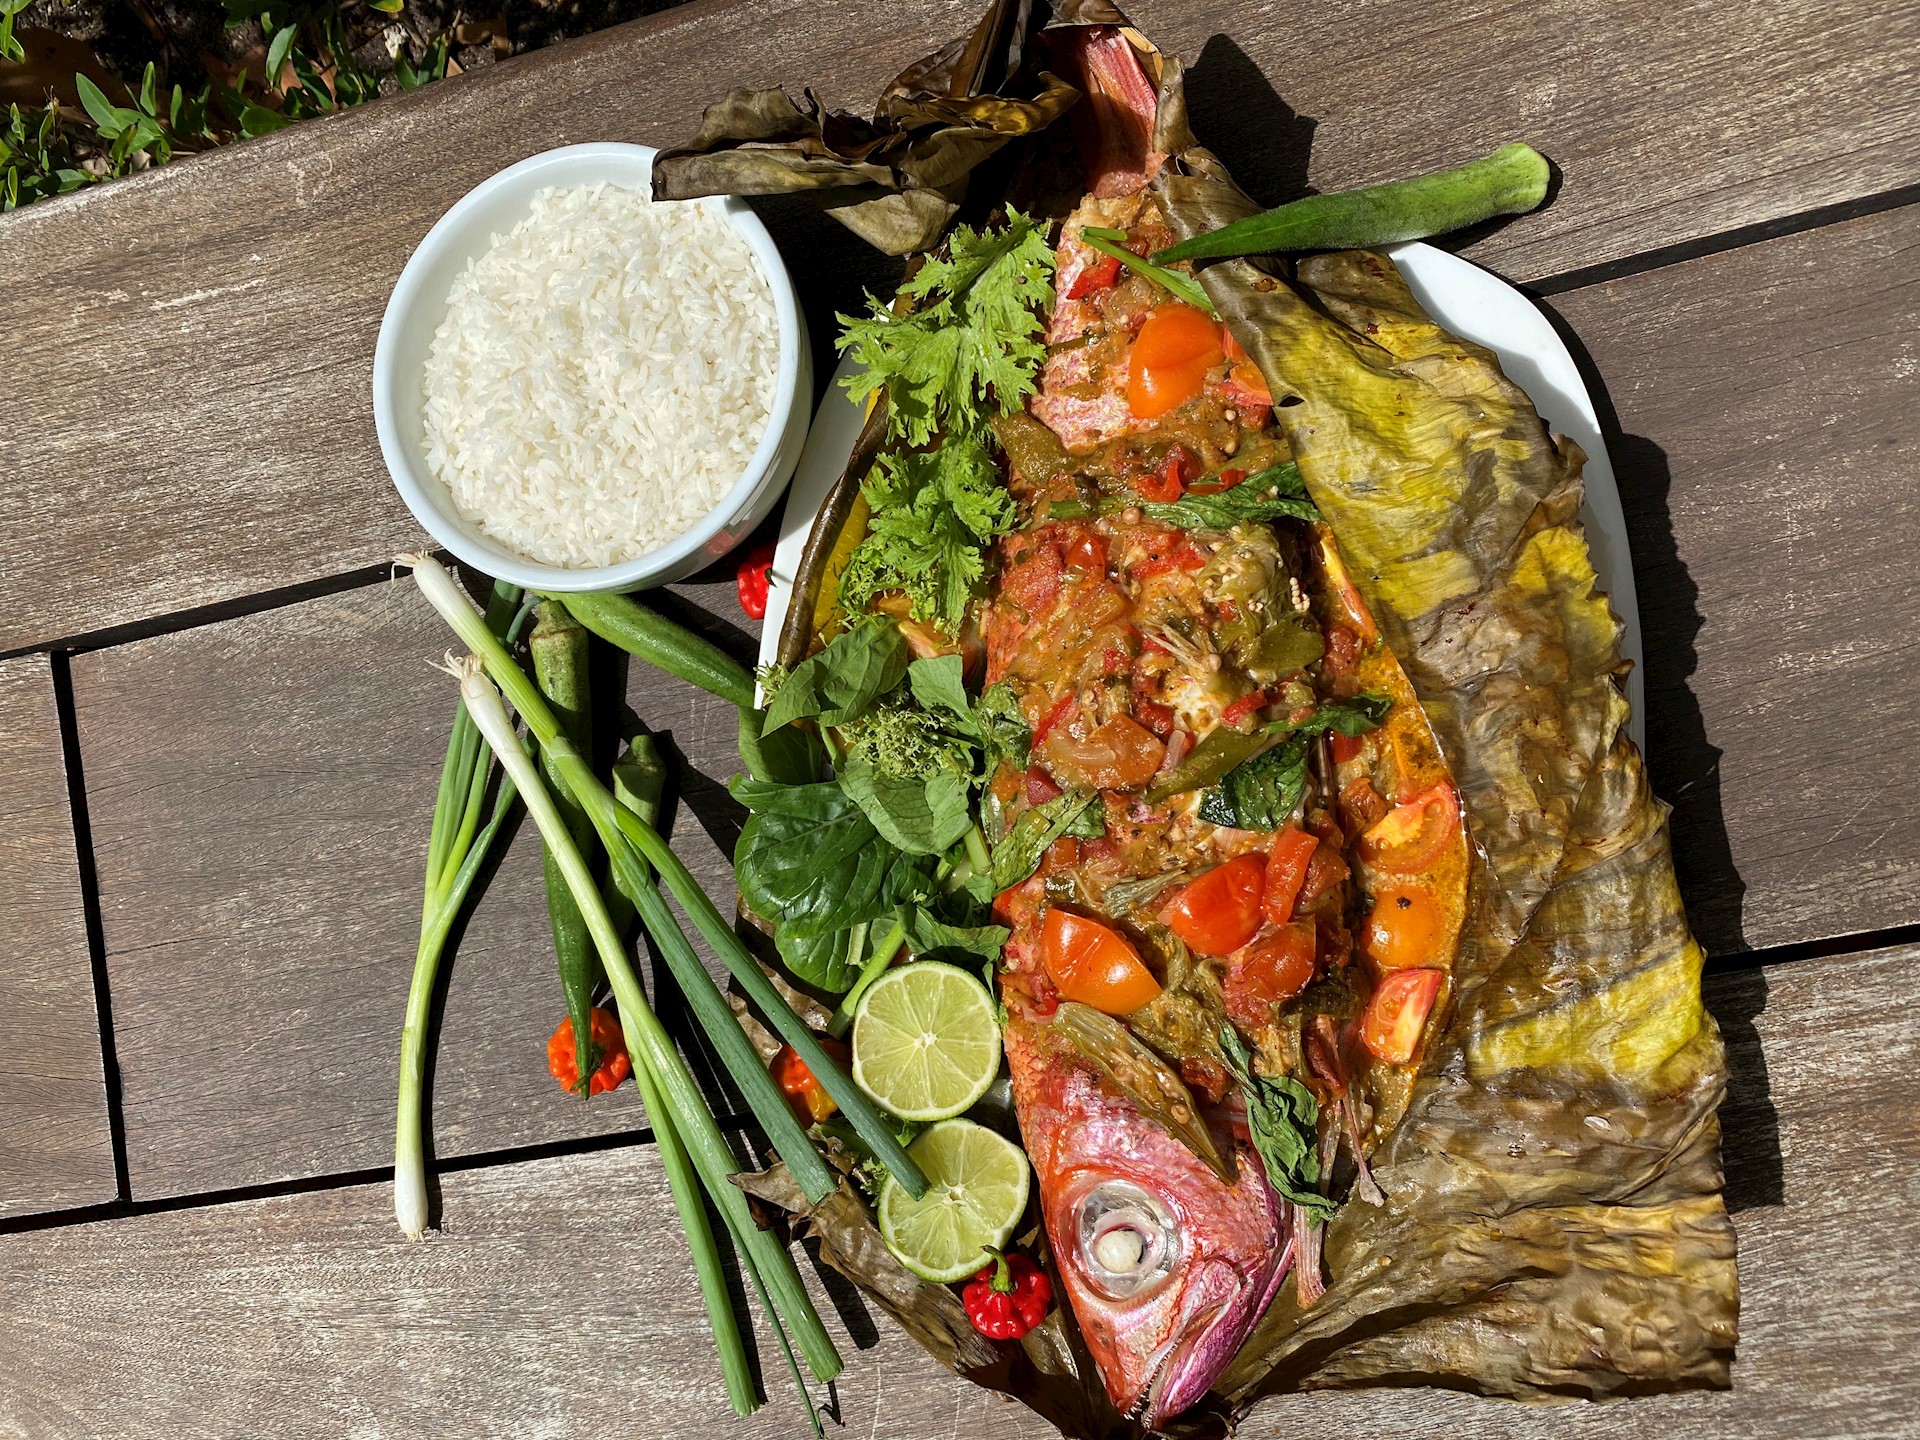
877 1119 1032 1283
850 961 1002 1123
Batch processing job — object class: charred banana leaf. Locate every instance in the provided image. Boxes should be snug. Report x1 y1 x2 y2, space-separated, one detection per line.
1147 65 1737 1405
652 0 1102 253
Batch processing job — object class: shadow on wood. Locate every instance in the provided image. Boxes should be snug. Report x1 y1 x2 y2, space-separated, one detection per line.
1704 965 1785 1214
1182 33 1316 208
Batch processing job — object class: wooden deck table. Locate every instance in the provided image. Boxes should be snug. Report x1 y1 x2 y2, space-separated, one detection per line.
3 0 1917 1434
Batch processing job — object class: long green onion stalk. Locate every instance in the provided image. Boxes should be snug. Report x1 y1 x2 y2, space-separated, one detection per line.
604 732 757 1417
403 554 925 1203
449 656 842 1407
395 580 530 1242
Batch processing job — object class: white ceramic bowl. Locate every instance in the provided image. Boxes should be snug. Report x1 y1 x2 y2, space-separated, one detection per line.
372 142 811 592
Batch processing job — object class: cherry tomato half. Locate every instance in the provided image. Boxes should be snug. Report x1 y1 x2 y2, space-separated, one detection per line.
1358 782 1462 875
1263 827 1319 926
1041 908 1162 1015
1127 304 1223 419
1064 528 1109 575
1162 853 1266 957
1360 968 1444 1065
1223 921 1316 1029
1363 882 1446 970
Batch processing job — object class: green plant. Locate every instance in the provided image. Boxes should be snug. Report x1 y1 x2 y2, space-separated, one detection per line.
1 0 459 210
0 0 33 64
1 100 90 210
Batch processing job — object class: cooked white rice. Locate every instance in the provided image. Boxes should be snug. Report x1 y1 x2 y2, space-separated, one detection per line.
421 182 779 569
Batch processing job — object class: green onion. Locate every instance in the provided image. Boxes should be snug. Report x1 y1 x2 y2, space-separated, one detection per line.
608 803 929 1200
1079 226 1216 314
394 580 529 1241
403 555 844 1204
623 1044 756 1413
600 730 763 1412
451 657 842 1397
1151 142 1552 265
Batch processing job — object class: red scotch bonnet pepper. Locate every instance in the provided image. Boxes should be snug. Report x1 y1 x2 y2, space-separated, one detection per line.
962 1247 1053 1340
735 541 776 620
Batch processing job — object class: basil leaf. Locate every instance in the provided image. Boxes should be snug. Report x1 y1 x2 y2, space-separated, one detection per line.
776 921 872 994
764 616 910 732
731 776 935 937
1274 691 1392 739
738 705 826 785
989 789 1101 892
1219 1026 1338 1224
1126 463 1321 529
974 682 1032 771
1198 735 1310 830
906 654 975 730
836 753 974 856
904 908 1009 964
1195 692 1395 826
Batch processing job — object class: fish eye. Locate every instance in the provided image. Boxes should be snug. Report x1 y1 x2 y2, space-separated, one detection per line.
1073 1180 1178 1300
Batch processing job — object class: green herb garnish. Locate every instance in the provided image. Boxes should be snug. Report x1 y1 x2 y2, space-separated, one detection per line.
1194 693 1393 829
838 210 1057 447
1080 225 1216 314
1219 1026 1337 1225
1134 462 1320 529
838 434 1019 634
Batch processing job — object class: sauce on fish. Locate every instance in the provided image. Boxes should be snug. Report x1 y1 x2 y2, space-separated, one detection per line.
980 184 1469 1422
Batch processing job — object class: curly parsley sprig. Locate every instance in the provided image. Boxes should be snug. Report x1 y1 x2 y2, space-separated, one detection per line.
837 211 1056 448
833 212 1055 633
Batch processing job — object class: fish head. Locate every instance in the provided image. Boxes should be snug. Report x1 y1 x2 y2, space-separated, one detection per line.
1018 1050 1291 1428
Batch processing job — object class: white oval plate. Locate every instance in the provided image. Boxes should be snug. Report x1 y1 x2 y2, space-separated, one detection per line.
758 242 1643 749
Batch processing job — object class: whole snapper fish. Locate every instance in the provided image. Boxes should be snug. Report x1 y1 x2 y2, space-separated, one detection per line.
981 25 1469 1423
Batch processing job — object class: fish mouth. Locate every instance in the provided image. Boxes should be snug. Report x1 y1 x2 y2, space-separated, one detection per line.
1127 1304 1221 1430
1135 1238 1296 1428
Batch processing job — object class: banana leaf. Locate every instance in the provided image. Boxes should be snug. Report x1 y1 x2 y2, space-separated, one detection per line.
652 0 1092 254
685 4 1736 1433
1146 72 1737 1405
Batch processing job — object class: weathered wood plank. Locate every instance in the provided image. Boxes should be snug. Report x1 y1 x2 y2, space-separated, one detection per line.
4 0 1917 653
1550 203 1920 953
0 948 1907 1438
0 655 117 1219
66 577 759 1200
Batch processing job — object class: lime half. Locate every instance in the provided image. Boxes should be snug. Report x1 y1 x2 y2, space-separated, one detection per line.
877 1119 1032 1283
850 961 1002 1123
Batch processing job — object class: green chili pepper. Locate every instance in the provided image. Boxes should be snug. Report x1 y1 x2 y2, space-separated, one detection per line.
1152 142 1551 265
531 600 600 1094
1143 725 1273 805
